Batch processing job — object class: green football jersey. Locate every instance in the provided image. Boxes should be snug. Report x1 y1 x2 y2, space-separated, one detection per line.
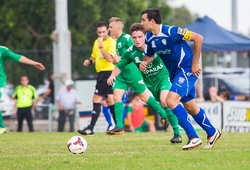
116 45 169 89
116 32 140 83
0 46 21 87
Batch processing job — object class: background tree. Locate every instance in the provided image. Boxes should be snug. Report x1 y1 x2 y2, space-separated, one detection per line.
0 0 194 88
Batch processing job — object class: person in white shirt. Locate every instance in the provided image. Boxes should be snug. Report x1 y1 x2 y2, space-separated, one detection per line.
56 79 81 132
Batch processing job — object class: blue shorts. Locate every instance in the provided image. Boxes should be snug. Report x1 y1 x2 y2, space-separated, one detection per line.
170 69 198 103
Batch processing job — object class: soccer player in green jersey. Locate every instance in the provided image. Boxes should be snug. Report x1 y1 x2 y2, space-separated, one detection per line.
0 46 45 134
107 23 182 143
108 17 134 127
107 19 169 136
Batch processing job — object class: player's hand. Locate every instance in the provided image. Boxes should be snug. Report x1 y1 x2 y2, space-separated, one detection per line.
139 61 147 72
83 59 91 66
31 108 35 114
112 56 120 65
107 75 116 86
34 62 45 70
98 37 103 47
192 63 201 78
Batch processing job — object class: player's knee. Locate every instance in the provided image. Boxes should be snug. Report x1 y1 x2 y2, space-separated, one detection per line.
165 97 177 109
113 95 122 102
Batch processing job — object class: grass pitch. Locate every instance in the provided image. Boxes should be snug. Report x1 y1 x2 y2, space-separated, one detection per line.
0 131 250 170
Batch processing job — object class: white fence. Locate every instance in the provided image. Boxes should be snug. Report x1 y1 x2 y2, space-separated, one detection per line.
3 101 249 133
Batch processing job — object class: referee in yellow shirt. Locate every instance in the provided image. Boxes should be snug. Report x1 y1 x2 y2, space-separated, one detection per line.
78 21 116 135
12 76 38 132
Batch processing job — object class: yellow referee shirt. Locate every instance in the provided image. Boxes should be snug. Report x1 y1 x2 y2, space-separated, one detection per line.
12 85 38 108
91 37 116 73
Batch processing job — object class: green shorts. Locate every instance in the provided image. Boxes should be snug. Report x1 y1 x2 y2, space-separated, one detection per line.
113 78 146 95
148 78 171 102
134 120 149 132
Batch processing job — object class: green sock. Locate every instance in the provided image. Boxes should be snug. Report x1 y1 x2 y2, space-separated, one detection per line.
114 102 124 128
164 106 180 136
146 96 167 118
0 111 5 128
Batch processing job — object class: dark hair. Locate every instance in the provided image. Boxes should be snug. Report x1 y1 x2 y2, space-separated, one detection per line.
130 23 146 34
219 90 231 100
96 21 107 29
141 8 162 24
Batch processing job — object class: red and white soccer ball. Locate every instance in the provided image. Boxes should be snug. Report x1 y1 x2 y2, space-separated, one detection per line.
67 136 87 154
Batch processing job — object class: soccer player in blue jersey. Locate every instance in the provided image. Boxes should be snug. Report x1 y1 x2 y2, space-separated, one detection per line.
140 8 221 150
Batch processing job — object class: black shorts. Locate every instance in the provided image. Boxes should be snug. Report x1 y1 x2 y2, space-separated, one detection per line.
95 71 113 97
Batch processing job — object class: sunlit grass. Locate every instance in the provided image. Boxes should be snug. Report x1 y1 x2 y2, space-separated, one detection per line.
0 132 250 170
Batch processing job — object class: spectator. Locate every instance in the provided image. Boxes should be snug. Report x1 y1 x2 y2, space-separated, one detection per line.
40 72 55 104
127 93 156 132
12 76 39 132
39 72 56 119
56 79 81 132
209 86 230 102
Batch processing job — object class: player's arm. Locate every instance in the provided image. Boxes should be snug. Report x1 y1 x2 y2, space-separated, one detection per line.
19 56 45 70
185 30 203 78
107 67 121 86
99 47 114 62
140 55 154 72
98 37 115 62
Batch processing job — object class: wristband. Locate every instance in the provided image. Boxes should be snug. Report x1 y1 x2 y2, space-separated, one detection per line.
99 45 103 49
88 59 93 65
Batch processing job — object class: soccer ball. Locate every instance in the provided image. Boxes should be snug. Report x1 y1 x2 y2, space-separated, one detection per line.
67 136 87 154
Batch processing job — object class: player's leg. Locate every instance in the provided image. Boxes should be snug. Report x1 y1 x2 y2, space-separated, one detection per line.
77 93 102 135
78 72 111 135
137 90 167 121
160 89 182 143
106 78 129 135
183 97 221 149
122 91 128 124
145 120 156 132
101 98 113 130
113 89 125 128
106 93 115 125
166 72 201 150
0 89 6 134
166 91 201 150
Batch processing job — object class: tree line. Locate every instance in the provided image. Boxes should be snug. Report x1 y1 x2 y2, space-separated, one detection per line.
0 0 195 87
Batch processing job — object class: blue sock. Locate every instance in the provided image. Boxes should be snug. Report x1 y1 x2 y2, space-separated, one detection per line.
102 106 113 126
192 108 216 137
172 104 198 139
122 92 128 124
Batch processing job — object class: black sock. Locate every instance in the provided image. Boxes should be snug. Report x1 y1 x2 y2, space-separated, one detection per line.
108 105 116 125
89 103 101 129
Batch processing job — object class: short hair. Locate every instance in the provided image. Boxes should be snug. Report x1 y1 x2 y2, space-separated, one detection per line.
130 23 146 34
141 8 162 24
96 21 108 29
109 17 124 29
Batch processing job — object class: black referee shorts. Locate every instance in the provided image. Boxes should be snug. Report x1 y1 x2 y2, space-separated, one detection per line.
95 71 113 97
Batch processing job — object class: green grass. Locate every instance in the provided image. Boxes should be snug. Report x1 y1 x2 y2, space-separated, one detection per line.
0 131 250 170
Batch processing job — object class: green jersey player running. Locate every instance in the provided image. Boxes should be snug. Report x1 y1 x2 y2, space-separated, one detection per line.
107 23 182 143
0 46 45 134
108 18 169 136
